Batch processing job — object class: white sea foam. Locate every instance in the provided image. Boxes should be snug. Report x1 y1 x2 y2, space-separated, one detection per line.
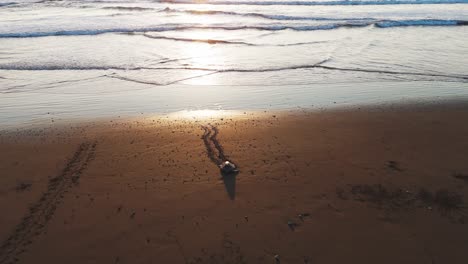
1 19 467 38
158 0 468 5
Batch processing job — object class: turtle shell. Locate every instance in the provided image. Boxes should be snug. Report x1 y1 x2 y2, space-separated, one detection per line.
219 161 238 174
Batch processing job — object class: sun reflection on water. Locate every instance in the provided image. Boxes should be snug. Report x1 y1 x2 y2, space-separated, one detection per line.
180 44 223 85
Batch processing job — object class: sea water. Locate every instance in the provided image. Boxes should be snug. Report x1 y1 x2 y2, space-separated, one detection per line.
0 0 467 126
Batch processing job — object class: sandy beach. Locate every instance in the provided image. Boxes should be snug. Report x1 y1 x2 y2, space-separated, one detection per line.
1 104 468 264
2 1 468 263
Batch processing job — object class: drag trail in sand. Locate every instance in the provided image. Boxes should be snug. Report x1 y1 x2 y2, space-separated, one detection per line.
201 125 238 199
0 142 97 264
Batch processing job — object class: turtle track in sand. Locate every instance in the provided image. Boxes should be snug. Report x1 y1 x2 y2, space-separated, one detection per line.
202 125 239 199
201 125 228 166
0 141 97 264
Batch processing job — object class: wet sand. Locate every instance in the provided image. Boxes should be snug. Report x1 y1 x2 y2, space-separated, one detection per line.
1 105 468 264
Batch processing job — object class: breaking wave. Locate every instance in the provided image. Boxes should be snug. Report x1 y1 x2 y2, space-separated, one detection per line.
102 6 155 11
138 33 256 45
11 0 468 7
159 0 468 6
0 19 467 38
160 7 375 21
376 19 468 27
0 2 17 7
136 33 325 46
0 63 467 82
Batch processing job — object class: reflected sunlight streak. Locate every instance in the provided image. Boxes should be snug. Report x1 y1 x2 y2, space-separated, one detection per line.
180 44 223 85
175 13 226 85
170 109 238 120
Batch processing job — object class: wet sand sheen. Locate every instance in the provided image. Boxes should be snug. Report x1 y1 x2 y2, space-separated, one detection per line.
1 105 468 264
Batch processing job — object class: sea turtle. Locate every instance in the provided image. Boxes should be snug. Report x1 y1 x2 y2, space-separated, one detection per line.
219 161 238 175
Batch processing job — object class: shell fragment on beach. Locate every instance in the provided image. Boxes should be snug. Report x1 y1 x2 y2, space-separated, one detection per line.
219 161 238 175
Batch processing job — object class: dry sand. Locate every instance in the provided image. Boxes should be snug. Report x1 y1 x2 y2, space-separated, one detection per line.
1 105 468 264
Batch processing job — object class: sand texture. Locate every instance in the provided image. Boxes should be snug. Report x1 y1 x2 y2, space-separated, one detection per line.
1 107 468 264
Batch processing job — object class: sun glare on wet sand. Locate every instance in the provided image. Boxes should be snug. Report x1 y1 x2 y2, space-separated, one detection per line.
169 109 236 120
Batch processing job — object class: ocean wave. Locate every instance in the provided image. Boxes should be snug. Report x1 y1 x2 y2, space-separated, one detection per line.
161 7 375 21
0 65 133 71
106 71 219 86
0 24 366 38
139 32 256 45
17 0 468 7
137 32 325 46
376 19 468 27
158 0 468 6
0 19 466 38
102 6 155 11
0 2 17 7
0 64 467 82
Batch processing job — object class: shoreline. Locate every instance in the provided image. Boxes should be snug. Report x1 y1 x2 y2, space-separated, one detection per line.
2 96 468 133
2 80 468 130
1 102 468 263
